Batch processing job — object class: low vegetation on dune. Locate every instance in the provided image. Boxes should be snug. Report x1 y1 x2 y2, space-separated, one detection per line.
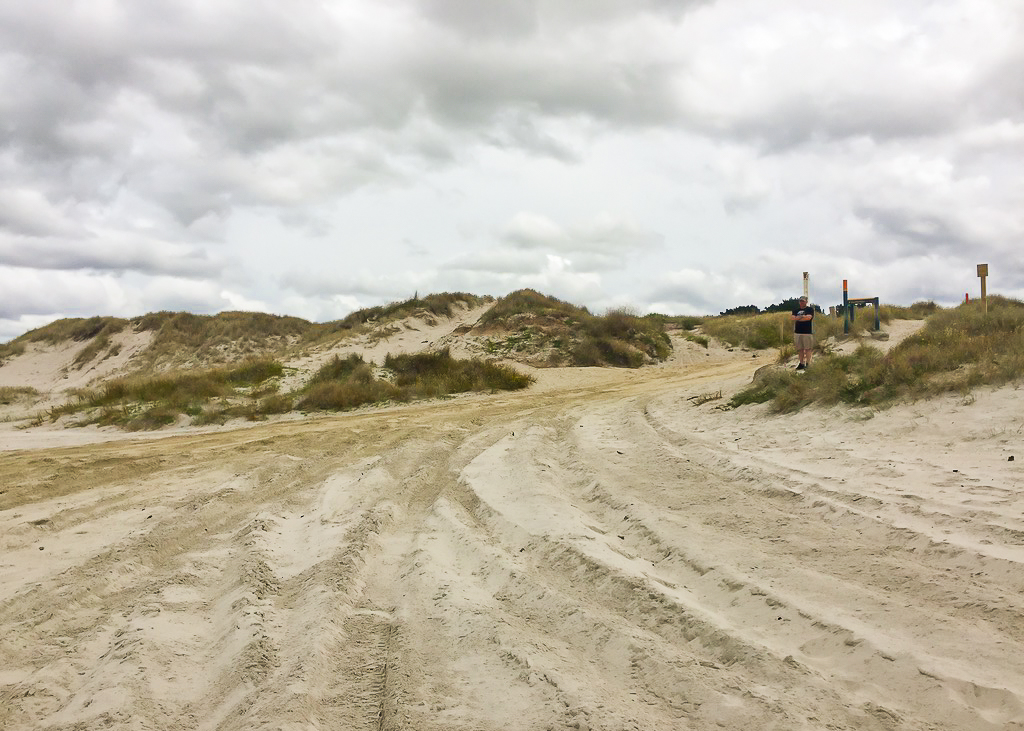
40 358 288 430
700 301 938 352
38 345 534 430
16 315 129 345
134 311 313 369
478 289 671 367
297 350 533 412
310 292 490 335
729 297 1024 412
3 316 130 370
4 294 489 375
0 386 39 405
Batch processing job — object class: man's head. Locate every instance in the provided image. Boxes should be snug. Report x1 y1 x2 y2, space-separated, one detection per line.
799 296 808 304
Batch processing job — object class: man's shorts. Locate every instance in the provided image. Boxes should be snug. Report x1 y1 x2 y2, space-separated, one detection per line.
794 333 814 350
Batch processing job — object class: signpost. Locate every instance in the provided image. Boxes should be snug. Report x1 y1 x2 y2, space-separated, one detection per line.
978 264 989 313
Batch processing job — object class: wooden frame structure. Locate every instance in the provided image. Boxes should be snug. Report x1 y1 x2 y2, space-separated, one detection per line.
842 280 880 334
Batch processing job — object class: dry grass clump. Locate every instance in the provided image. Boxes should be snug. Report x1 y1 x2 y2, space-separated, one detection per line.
386 349 533 396
297 354 400 411
4 316 129 369
481 290 670 367
19 316 128 344
305 293 490 344
43 358 286 429
296 350 533 412
729 297 1024 412
0 341 26 365
700 312 793 350
0 386 38 404
479 289 582 325
658 315 703 331
701 301 940 352
135 311 311 367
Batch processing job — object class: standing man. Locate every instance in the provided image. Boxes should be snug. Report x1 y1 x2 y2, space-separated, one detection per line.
791 296 814 370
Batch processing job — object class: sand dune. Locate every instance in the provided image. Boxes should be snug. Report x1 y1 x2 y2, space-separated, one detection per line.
1 331 1022 730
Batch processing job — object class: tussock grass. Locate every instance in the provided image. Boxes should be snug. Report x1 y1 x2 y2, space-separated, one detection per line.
700 311 792 350
20 316 128 344
701 300 939 352
296 349 532 412
730 297 1024 412
136 311 311 367
297 354 400 411
3 316 128 369
0 386 38 404
659 315 703 331
482 290 670 367
480 289 582 324
304 293 489 343
386 349 533 396
0 341 25 364
45 358 285 428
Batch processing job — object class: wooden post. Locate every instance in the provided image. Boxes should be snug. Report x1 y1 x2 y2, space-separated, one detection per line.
843 280 850 334
977 264 988 313
802 272 809 302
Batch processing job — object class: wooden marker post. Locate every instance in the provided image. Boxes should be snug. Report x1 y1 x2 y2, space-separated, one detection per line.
977 264 989 313
803 271 809 302
843 279 850 334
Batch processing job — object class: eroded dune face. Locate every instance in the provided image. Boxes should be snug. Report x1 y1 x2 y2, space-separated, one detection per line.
2 343 1023 731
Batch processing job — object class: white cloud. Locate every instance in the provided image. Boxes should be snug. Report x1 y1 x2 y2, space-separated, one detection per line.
1 0 1022 340
501 212 663 259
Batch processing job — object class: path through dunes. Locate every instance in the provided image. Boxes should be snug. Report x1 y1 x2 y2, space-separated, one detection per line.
2 352 1023 730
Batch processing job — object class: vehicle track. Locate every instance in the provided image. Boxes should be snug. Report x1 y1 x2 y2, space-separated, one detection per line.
1 356 1022 730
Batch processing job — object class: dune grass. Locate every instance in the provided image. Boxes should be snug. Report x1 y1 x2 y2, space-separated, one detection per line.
699 300 938 352
19 316 128 345
0 341 25 365
303 293 490 344
481 290 671 367
134 311 312 368
43 358 286 429
0 386 38 405
729 297 1024 412
296 349 533 412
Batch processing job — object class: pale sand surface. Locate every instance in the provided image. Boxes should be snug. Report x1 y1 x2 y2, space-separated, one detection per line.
1 321 1022 730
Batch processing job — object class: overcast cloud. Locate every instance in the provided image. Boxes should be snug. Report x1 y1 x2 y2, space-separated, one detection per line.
1 0 1022 341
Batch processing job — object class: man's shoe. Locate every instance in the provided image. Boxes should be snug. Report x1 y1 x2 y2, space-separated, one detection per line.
796 363 806 370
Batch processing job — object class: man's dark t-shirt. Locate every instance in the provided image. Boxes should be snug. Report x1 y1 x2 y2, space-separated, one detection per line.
792 306 814 334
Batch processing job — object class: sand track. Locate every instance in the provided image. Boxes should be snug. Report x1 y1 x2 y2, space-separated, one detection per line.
2 351 1023 730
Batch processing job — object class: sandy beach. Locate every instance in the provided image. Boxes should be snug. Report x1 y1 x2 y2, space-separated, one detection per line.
1 326 1022 730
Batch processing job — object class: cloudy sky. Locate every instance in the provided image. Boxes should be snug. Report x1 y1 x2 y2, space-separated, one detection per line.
2 0 1022 341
